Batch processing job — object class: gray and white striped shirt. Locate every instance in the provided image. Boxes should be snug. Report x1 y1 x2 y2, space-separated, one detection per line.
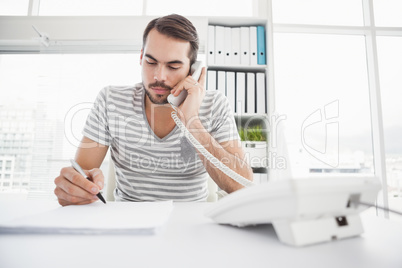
83 83 238 202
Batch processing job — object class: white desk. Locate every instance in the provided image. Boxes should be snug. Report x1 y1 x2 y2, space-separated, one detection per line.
0 201 401 268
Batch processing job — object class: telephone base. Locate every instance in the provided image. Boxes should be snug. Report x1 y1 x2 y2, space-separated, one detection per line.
205 177 381 247
272 214 363 247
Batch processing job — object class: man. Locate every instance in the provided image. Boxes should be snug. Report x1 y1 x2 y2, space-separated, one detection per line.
54 14 253 206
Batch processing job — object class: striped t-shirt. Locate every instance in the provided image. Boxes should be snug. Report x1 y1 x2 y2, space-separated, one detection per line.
83 83 239 202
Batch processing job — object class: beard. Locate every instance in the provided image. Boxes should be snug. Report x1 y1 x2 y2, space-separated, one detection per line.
144 81 173 105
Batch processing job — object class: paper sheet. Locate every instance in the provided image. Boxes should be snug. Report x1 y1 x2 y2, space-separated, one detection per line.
0 201 173 235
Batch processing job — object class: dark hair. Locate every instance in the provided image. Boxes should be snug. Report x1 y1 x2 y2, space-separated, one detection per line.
143 14 199 66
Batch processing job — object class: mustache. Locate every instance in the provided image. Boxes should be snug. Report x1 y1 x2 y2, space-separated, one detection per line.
148 81 173 91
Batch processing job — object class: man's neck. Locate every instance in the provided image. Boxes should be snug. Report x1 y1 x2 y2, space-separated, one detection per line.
144 96 176 139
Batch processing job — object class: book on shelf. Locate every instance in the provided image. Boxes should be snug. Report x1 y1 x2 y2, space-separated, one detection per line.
226 71 236 113
207 69 266 115
207 25 215 65
207 70 217 91
249 26 258 65
256 72 266 114
246 72 256 113
240 26 250 66
257 26 266 65
236 72 246 113
224 27 232 65
208 25 266 66
231 27 241 65
217 70 226 96
215 26 225 65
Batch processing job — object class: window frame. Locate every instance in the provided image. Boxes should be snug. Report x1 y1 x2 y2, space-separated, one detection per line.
269 0 402 217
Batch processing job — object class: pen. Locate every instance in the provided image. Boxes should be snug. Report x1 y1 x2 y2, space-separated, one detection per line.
70 159 106 204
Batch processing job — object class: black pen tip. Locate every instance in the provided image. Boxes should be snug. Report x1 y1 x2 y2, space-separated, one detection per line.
97 193 107 204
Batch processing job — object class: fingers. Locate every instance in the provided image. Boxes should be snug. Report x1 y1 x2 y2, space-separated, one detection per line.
54 166 104 206
54 185 98 206
62 167 100 195
170 78 199 97
87 168 105 191
171 70 205 97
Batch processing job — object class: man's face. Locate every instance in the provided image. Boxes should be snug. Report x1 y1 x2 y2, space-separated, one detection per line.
140 29 191 105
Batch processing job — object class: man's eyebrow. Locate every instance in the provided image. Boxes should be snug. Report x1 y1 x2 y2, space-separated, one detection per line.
145 54 184 65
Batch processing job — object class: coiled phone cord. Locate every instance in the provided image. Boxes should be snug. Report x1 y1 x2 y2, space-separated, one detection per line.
171 110 255 188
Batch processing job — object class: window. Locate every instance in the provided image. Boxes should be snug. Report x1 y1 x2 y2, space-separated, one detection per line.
38 0 143 16
272 0 363 26
0 54 140 198
377 36 402 215
271 0 402 213
373 0 402 27
146 0 253 16
0 0 29 15
4 0 254 17
274 33 373 175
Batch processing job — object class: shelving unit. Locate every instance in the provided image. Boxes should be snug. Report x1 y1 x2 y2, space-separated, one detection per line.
204 16 271 183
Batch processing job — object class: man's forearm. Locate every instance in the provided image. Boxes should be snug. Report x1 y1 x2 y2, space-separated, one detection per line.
186 118 253 193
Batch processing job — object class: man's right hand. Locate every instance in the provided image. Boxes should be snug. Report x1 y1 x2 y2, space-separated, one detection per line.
54 166 105 206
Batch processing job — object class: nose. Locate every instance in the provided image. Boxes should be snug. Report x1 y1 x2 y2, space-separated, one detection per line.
154 65 167 81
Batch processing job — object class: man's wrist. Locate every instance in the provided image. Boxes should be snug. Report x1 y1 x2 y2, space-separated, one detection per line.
185 116 206 135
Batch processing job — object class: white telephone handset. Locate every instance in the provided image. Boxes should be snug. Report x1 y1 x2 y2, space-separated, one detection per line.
167 61 203 107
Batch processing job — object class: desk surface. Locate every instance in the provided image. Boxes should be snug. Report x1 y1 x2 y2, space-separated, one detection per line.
0 201 401 268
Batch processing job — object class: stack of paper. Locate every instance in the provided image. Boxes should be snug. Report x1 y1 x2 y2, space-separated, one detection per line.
0 201 173 235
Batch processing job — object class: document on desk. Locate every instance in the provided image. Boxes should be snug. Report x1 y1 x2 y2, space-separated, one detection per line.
0 201 173 235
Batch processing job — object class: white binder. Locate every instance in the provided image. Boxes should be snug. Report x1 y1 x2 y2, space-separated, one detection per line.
246 72 256 113
207 25 215 65
207 70 217 91
226 71 236 113
256 72 266 114
215 26 225 65
224 27 232 65
217 71 226 96
231 27 241 65
240 27 250 66
249 26 258 65
236 72 246 114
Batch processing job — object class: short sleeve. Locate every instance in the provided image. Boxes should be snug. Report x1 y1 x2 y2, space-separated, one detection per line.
82 87 111 146
209 92 240 144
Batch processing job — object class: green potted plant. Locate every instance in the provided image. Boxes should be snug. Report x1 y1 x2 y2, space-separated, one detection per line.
238 125 268 168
